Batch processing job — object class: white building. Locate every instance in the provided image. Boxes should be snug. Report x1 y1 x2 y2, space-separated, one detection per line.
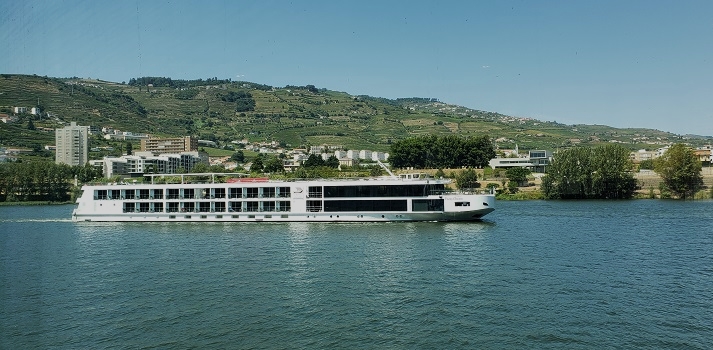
359 150 372 160
94 151 208 178
56 122 90 166
630 149 657 163
309 145 325 154
488 150 552 173
31 107 41 115
13 107 27 114
371 152 389 161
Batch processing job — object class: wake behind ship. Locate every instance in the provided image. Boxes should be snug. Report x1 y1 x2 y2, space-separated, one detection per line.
72 173 494 222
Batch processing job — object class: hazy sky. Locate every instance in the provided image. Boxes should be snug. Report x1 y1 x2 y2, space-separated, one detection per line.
2 0 712 136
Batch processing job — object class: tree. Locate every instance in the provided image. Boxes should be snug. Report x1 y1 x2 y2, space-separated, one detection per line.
125 142 133 156
325 155 340 169
455 168 480 190
390 135 495 169
505 167 531 187
654 143 703 199
250 155 264 173
639 159 655 170
190 163 209 173
303 154 325 168
230 150 245 163
541 145 637 199
591 144 638 199
263 155 284 173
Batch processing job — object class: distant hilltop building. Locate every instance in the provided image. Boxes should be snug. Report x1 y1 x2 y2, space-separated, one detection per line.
141 136 197 153
11 106 40 115
56 122 89 166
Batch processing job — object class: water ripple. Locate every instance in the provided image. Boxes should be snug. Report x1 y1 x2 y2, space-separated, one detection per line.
1 202 713 348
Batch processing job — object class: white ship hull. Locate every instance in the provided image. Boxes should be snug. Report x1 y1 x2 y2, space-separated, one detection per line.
72 175 494 223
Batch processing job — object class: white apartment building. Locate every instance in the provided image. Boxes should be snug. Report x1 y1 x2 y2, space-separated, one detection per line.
371 152 389 161
56 122 89 166
93 151 208 178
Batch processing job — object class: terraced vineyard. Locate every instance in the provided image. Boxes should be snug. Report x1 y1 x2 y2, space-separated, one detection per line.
1 74 710 152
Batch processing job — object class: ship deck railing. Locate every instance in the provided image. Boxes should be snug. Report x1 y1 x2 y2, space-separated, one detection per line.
83 172 459 186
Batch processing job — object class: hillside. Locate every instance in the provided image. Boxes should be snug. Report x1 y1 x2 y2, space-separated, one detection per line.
1 74 710 152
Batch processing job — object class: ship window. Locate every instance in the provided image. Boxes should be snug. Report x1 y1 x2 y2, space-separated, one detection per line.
308 186 322 198
213 188 225 199
262 187 275 198
152 189 164 199
167 202 179 212
306 200 322 212
169 215 176 219
168 189 179 199
123 202 135 213
262 201 276 212
200 215 207 219
279 201 291 212
323 200 406 212
247 188 259 198
184 215 192 219
124 190 135 199
183 188 195 199
229 188 242 199
95 190 107 200
455 202 470 207
153 203 164 212
413 199 444 212
245 202 258 212
232 215 239 219
139 189 150 199
281 215 288 218
323 185 437 198
229 202 242 212
278 187 291 198
265 215 272 218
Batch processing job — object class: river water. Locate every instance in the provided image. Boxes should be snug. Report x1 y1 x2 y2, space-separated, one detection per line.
1 200 712 349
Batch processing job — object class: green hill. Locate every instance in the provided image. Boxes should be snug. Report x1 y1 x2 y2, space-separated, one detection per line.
1 74 710 153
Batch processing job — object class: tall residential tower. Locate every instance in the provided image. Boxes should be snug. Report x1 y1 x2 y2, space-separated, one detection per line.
55 122 89 166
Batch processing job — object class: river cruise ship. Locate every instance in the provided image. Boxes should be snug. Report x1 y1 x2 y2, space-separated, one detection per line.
71 172 495 222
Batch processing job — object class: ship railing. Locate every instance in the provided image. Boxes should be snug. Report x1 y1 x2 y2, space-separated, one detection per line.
440 188 495 195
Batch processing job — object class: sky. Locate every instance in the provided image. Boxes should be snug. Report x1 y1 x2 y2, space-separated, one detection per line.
2 0 712 136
